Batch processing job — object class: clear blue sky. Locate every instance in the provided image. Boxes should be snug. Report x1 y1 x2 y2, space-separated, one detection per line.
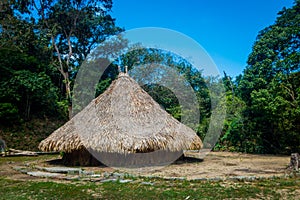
111 0 295 77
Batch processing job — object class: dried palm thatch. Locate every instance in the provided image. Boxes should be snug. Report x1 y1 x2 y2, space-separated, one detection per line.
39 72 203 166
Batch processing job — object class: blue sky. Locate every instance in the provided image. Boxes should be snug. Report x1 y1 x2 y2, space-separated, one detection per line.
112 0 295 77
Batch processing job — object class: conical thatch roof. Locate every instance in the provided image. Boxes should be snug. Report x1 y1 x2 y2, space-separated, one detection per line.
39 72 203 155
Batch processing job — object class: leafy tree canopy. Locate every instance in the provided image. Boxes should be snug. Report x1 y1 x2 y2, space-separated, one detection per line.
237 0 300 153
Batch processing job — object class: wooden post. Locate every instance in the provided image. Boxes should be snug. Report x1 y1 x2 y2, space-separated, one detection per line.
0 139 6 156
289 153 299 171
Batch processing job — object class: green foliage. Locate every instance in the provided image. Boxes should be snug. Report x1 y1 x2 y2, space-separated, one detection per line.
0 0 123 121
215 94 246 152
40 0 123 64
4 0 124 119
0 6 61 121
0 64 55 121
236 1 300 153
0 103 19 122
0 51 60 120
56 100 70 120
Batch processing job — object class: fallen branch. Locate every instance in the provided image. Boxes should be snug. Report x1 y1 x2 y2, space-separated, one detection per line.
2 148 38 157
1 148 60 157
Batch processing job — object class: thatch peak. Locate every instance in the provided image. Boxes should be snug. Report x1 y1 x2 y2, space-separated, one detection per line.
118 72 129 78
117 65 129 76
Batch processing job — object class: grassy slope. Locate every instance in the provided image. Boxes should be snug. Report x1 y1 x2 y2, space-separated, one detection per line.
0 117 65 151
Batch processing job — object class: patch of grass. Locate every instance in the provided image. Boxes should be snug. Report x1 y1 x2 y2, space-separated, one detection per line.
1 176 299 200
0 178 99 200
0 155 59 165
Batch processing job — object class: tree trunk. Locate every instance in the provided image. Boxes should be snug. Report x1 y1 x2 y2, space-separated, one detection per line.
68 105 72 119
25 93 31 120
51 34 73 120
65 77 72 119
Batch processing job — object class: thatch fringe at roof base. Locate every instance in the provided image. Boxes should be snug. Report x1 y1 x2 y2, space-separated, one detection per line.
39 120 84 153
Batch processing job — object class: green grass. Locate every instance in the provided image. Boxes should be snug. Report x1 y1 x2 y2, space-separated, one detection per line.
0 154 59 165
0 156 299 199
0 176 299 199
0 178 99 199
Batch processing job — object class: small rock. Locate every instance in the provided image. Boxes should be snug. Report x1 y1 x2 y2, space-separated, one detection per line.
100 178 117 183
246 176 257 181
90 174 102 178
185 196 190 200
80 170 94 176
65 176 80 180
166 177 186 180
119 179 133 183
209 177 223 181
36 166 82 174
140 181 154 186
27 171 62 178
103 172 112 178
90 178 103 182
112 172 124 178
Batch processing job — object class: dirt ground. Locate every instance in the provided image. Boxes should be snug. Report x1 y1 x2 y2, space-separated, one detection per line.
0 151 292 181
137 151 291 180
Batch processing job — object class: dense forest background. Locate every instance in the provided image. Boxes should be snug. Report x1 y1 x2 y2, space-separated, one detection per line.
0 0 299 154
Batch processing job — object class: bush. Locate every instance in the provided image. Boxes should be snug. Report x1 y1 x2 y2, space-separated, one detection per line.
0 103 19 123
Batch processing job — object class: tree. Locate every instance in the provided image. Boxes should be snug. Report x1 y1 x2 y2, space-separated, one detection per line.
0 30 59 121
0 9 60 120
237 0 300 153
13 0 123 119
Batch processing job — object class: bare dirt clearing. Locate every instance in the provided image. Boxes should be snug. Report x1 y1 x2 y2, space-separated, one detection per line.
0 152 292 181
138 152 291 180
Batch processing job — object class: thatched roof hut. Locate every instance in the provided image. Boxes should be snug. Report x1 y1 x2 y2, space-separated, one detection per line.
39 72 202 167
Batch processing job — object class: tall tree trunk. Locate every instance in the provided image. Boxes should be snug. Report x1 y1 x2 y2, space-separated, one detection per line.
51 35 73 119
25 93 31 120
65 77 72 119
